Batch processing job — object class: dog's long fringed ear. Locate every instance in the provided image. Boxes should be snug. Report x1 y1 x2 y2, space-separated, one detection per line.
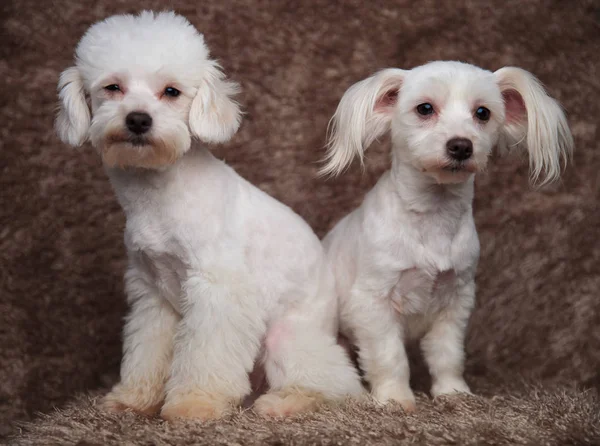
319 68 405 177
55 67 91 146
189 63 242 144
494 67 574 185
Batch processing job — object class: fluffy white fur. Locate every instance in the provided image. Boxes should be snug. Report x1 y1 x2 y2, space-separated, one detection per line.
56 11 363 420
321 61 574 411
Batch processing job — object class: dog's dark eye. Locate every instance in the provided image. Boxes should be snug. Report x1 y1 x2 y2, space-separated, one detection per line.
416 103 434 116
475 106 491 121
164 87 180 97
104 84 120 92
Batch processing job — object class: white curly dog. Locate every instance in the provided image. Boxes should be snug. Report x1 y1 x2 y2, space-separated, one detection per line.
55 11 363 420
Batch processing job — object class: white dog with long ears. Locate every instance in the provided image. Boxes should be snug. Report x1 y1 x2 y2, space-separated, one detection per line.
56 11 363 420
321 61 573 411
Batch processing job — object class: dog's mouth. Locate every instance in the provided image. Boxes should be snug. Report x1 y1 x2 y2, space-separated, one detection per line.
106 132 151 147
441 161 477 173
100 129 182 170
128 136 149 147
422 160 479 174
420 158 482 184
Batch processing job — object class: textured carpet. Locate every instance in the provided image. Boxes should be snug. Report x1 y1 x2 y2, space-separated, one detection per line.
1 0 599 444
10 387 600 446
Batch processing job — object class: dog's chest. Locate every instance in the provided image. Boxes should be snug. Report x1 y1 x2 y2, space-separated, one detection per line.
388 212 475 316
390 267 458 315
126 219 193 314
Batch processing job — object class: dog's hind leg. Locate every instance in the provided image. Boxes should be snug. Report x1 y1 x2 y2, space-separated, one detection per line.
253 314 364 417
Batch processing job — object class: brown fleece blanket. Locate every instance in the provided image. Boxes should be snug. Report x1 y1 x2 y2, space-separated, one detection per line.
1 0 599 444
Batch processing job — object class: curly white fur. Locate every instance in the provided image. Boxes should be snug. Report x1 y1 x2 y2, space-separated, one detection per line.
321 61 573 411
56 11 362 420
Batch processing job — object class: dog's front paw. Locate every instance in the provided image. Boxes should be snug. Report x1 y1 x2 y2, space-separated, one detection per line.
160 392 233 421
372 383 416 412
431 377 471 398
254 388 324 417
100 383 164 415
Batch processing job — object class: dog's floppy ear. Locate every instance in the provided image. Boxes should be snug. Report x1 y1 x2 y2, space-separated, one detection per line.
189 63 242 144
319 68 405 177
494 67 574 185
55 66 91 146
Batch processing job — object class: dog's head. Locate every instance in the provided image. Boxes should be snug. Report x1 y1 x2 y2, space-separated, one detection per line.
321 61 573 185
55 11 241 169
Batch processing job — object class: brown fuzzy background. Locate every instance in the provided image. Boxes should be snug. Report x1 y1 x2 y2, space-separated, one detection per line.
1 0 599 444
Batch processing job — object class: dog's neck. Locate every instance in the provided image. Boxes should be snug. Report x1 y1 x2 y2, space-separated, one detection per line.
389 157 475 215
105 147 216 216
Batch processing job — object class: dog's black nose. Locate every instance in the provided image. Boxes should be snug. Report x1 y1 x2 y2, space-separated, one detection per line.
125 112 152 135
446 137 473 161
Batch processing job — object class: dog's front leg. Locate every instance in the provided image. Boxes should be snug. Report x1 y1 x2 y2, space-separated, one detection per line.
160 274 265 421
347 288 416 412
420 281 474 397
101 266 179 415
